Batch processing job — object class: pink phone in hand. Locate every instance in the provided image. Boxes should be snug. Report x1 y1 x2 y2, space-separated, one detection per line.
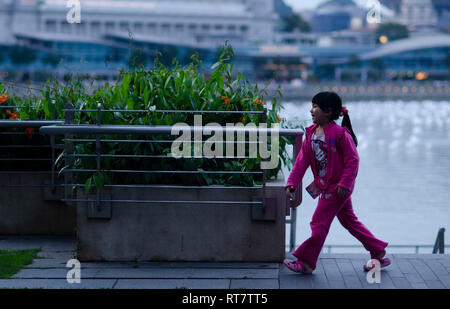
305 181 321 199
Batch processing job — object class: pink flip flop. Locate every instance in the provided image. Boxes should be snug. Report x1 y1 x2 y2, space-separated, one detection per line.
283 259 314 274
363 250 391 271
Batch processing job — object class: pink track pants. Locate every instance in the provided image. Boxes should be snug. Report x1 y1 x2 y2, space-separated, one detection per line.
293 195 389 270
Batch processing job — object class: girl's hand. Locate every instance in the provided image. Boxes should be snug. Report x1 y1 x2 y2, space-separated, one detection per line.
285 186 295 199
336 186 350 199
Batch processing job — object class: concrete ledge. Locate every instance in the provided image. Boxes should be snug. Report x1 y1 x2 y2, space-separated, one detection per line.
76 177 288 262
0 173 76 235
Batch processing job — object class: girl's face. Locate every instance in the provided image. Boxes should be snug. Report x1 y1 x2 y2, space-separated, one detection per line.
310 103 331 126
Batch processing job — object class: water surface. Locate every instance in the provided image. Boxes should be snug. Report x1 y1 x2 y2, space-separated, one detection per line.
280 100 450 253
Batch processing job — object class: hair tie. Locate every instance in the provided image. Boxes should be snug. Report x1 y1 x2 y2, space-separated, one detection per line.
340 106 348 117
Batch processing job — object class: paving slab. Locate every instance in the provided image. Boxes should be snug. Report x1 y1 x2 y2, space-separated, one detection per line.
310 273 330 289
390 277 413 289
169 262 280 269
396 259 417 274
424 280 445 289
12 268 71 279
37 251 75 259
411 282 428 289
114 279 230 289
350 259 380 289
439 260 450 267
279 273 314 289
327 279 347 289
384 259 405 278
0 279 115 289
341 275 363 289
2 237 450 289
404 273 425 284
188 268 278 279
322 258 344 282
410 259 439 281
93 268 194 279
229 279 279 289
25 258 68 268
378 272 396 289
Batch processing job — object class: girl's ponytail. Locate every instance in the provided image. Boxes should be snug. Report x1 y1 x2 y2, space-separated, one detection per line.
312 91 358 147
340 107 358 147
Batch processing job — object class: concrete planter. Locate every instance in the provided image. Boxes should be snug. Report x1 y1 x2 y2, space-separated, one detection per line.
76 176 288 262
0 172 76 235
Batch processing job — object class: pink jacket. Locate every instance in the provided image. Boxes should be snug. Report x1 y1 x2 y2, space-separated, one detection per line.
286 121 359 195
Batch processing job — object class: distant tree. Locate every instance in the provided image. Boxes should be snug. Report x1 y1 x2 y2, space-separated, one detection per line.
42 53 60 67
375 22 409 44
444 50 450 69
154 45 178 67
316 63 336 80
127 48 148 68
182 48 207 66
9 45 36 64
105 48 123 64
282 13 311 32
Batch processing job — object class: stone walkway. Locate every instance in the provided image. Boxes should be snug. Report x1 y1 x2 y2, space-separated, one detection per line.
0 236 449 289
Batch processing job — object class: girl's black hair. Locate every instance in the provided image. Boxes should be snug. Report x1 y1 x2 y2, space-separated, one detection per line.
312 91 358 147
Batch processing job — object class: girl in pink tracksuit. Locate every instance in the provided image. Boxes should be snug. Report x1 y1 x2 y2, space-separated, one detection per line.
284 91 390 274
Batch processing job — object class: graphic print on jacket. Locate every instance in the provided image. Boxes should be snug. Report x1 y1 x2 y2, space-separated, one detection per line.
312 133 327 178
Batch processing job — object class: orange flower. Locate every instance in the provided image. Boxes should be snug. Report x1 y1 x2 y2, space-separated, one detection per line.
25 128 35 140
277 115 282 122
0 94 8 104
6 110 19 120
255 98 265 107
132 84 136 89
222 96 231 104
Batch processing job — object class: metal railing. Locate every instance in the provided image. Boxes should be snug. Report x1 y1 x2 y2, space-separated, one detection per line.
318 228 447 254
29 103 304 250
1 101 304 250
0 99 64 197
321 244 450 254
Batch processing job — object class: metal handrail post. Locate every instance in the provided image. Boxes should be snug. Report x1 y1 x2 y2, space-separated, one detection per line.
289 134 303 252
262 108 267 210
51 100 56 194
64 103 74 206
96 103 102 209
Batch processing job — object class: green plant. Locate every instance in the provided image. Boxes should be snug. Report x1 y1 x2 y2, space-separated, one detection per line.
2 42 297 192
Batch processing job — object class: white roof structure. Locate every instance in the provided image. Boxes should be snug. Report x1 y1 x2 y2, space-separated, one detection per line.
41 0 251 17
359 33 450 60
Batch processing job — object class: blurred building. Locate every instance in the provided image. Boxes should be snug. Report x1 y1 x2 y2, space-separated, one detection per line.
0 0 277 47
432 0 450 32
311 0 366 33
400 0 438 30
333 33 450 81
0 0 448 83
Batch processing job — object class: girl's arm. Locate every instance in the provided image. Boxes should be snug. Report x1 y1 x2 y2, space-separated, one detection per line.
285 137 310 190
337 129 359 192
